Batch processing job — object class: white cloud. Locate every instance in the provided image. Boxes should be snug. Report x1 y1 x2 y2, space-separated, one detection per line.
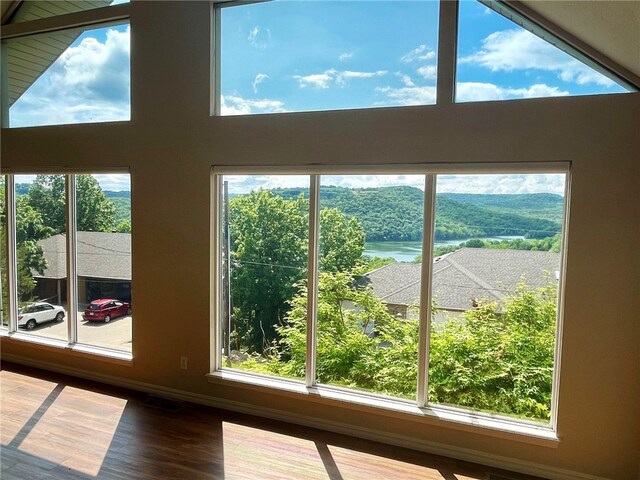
397 73 416 87
10 26 131 127
456 82 569 102
252 73 270 93
437 174 566 195
460 29 615 87
401 45 436 63
248 26 271 49
375 85 437 106
221 95 286 115
294 70 337 89
416 65 437 80
294 69 388 89
339 52 354 61
337 70 387 84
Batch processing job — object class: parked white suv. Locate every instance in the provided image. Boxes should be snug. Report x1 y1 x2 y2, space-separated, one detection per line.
18 302 65 331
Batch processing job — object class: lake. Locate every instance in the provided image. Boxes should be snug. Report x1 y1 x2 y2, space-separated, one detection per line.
364 236 525 262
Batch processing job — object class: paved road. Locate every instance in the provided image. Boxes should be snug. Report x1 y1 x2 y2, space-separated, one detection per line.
18 312 132 353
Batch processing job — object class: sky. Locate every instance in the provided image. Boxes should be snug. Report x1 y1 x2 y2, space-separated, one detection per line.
6 0 622 193
225 173 567 195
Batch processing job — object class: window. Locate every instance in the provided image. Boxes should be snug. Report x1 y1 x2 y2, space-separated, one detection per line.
2 22 131 128
76 174 132 352
1 173 132 356
455 1 630 102
216 0 439 115
213 167 569 429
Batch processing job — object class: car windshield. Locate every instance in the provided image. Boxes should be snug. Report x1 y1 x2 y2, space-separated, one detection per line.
88 304 103 310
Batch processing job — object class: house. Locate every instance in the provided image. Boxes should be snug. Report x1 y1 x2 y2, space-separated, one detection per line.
33 232 131 305
1 1 638 479
363 249 560 321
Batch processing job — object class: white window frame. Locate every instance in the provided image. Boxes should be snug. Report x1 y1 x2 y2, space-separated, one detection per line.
208 162 571 443
0 170 133 363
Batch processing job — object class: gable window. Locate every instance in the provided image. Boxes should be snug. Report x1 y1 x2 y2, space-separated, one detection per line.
455 1 632 102
0 173 132 358
1 0 131 128
211 165 570 435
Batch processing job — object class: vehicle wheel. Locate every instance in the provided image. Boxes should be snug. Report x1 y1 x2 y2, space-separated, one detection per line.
104 315 111 323
26 319 36 330
55 312 64 322
126 308 132 315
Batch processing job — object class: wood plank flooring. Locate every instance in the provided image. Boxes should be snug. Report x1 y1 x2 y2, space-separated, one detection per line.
0 362 544 480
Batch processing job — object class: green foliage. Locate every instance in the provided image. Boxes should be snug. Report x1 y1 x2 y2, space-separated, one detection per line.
228 190 365 353
27 175 116 233
319 208 365 272
361 255 396 271
1 185 49 301
435 196 559 240
429 284 557 420
426 234 563 260
109 197 132 226
115 220 132 233
440 192 564 223
252 269 556 420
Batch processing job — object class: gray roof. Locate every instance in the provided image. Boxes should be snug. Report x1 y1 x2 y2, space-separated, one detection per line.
35 232 131 281
362 248 560 311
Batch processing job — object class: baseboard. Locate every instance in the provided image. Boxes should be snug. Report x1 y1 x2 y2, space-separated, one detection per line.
1 354 608 480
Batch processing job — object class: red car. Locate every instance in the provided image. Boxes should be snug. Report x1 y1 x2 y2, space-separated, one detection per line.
83 299 131 323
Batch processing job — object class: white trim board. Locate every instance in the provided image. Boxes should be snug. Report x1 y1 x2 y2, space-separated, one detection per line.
1 354 608 480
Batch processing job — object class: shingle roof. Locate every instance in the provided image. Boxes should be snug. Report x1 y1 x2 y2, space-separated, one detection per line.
35 232 131 281
363 248 560 311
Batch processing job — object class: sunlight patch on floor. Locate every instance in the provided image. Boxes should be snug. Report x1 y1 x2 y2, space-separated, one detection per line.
222 422 468 480
1 371 127 477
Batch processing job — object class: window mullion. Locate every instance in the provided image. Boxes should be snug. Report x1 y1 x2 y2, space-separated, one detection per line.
436 0 459 105
306 175 320 388
211 174 222 371
417 174 437 408
66 174 78 344
6 175 18 332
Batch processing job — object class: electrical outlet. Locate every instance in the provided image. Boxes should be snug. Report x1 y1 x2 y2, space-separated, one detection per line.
180 356 188 370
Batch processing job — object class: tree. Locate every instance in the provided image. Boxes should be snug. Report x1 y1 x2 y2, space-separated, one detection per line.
0 186 49 303
228 191 366 354
319 208 365 272
27 175 116 233
229 191 309 353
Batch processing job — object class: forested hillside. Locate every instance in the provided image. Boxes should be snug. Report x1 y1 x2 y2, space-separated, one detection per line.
271 186 561 241
440 192 564 223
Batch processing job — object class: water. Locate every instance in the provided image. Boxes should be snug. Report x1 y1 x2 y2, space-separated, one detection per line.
364 236 525 262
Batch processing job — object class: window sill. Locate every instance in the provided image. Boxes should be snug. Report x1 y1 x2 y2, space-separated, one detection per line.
206 369 559 447
0 330 133 365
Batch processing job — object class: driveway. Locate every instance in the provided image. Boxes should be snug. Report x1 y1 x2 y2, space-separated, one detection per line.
17 311 132 353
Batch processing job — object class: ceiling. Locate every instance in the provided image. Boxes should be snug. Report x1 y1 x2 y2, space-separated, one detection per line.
1 0 638 80
520 0 639 79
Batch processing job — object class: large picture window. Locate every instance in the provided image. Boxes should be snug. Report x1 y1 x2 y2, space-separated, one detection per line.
213 166 569 429
0 173 132 356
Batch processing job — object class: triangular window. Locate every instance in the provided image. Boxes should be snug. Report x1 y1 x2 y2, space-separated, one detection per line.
455 1 632 102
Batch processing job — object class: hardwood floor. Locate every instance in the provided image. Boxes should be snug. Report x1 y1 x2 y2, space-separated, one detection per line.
0 362 544 480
